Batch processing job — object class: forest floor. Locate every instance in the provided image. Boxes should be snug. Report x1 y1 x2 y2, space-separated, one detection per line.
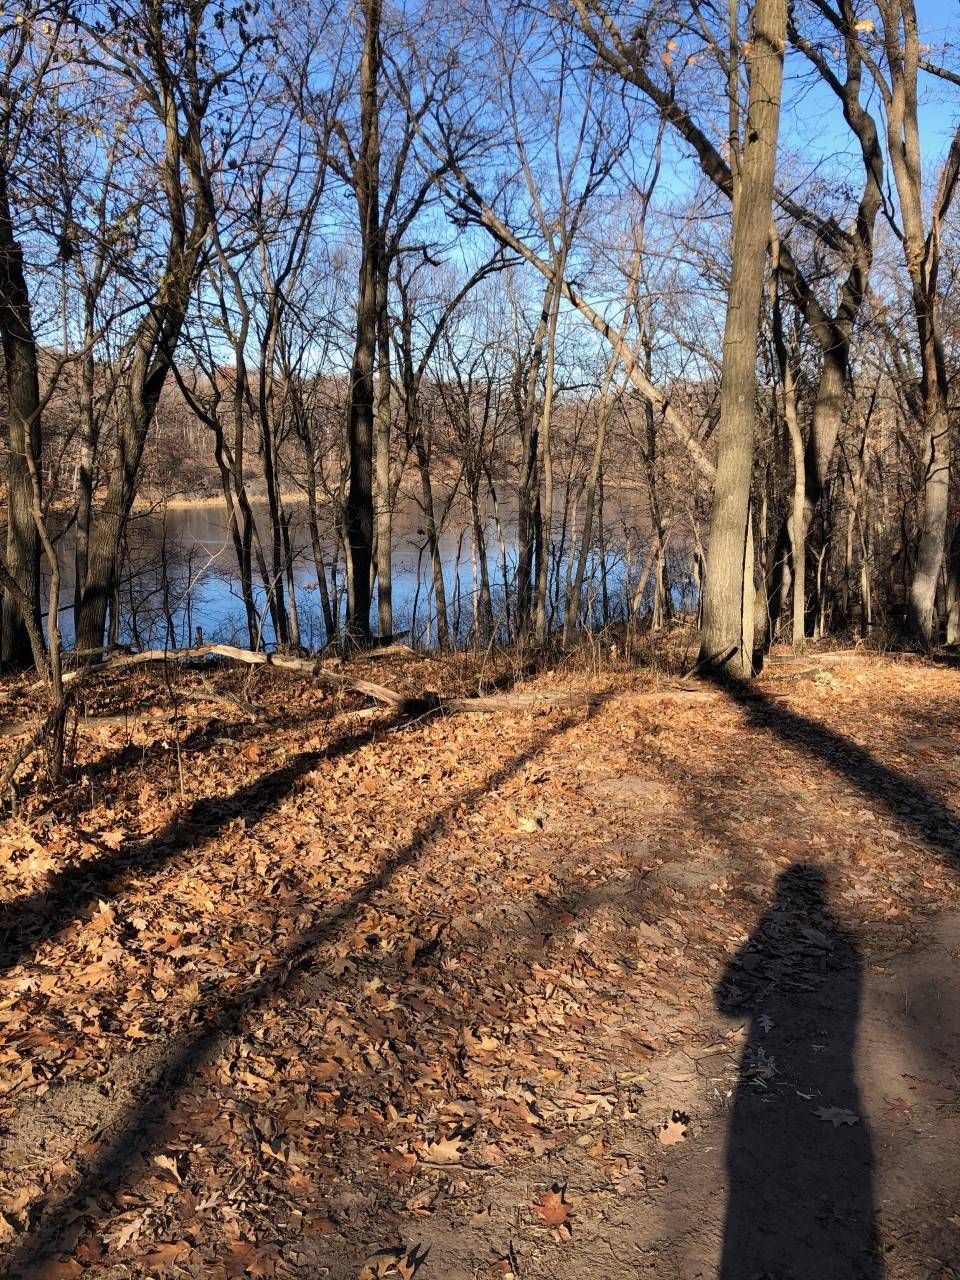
0 641 959 1279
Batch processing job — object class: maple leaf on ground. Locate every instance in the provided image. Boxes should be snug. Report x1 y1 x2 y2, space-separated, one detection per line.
814 1106 860 1127
531 1184 571 1229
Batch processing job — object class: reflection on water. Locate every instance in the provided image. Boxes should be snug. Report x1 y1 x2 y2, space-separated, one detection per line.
47 495 696 650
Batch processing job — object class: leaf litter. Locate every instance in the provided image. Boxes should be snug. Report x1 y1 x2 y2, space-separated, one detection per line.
0 650 958 1275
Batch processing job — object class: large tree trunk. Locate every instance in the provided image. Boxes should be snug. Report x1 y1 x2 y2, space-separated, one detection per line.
945 519 960 646
0 172 42 669
345 0 382 643
873 0 960 644
770 257 806 648
699 0 786 676
514 281 552 638
907 306 950 642
374 262 393 639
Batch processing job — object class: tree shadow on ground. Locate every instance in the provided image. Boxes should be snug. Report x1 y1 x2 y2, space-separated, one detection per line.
0 707 400 980
702 671 960 871
717 863 882 1279
3 701 604 1278
65 700 326 793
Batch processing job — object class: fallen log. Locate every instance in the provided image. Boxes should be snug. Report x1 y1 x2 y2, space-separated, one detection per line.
58 644 597 716
59 644 410 709
3 645 599 798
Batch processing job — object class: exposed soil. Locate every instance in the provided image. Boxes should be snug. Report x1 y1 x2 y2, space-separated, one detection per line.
0 647 959 1279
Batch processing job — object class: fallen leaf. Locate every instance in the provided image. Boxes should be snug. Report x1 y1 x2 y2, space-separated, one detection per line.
815 1106 860 1127
359 1243 428 1279
531 1184 570 1228
152 1153 181 1184
104 1214 147 1252
136 1240 189 1271
418 1136 463 1165
657 1111 689 1145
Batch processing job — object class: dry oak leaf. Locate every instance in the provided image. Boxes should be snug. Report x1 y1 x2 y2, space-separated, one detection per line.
417 1136 463 1165
531 1184 571 1229
359 1243 429 1279
814 1106 860 1127
135 1240 189 1272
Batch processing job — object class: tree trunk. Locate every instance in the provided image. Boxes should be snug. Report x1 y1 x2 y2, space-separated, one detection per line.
699 0 786 677
0 171 42 669
564 394 611 644
945 520 960 645
345 0 382 643
770 258 806 649
515 281 552 637
872 1 960 644
413 427 449 650
375 263 393 639
534 270 563 644
303 441 337 644
73 332 98 644
907 307 950 642
256 358 290 648
469 480 494 644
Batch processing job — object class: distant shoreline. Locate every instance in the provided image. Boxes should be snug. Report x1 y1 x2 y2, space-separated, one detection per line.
133 491 316 512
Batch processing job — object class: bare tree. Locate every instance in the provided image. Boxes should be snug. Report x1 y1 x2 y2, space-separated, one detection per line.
0 2 66 668
857 1 960 643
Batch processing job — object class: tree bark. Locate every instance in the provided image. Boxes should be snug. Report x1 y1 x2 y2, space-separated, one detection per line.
699 0 786 676
533 268 563 644
374 261 393 639
515 282 551 637
345 0 382 643
945 520 960 646
872 0 960 644
0 170 42 669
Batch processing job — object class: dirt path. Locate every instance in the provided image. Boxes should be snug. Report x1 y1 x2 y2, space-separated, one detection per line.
0 652 958 1278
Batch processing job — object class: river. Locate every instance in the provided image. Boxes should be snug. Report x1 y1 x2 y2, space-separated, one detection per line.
46 493 695 650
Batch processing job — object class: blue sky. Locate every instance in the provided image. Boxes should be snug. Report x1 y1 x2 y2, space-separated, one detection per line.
785 0 960 175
